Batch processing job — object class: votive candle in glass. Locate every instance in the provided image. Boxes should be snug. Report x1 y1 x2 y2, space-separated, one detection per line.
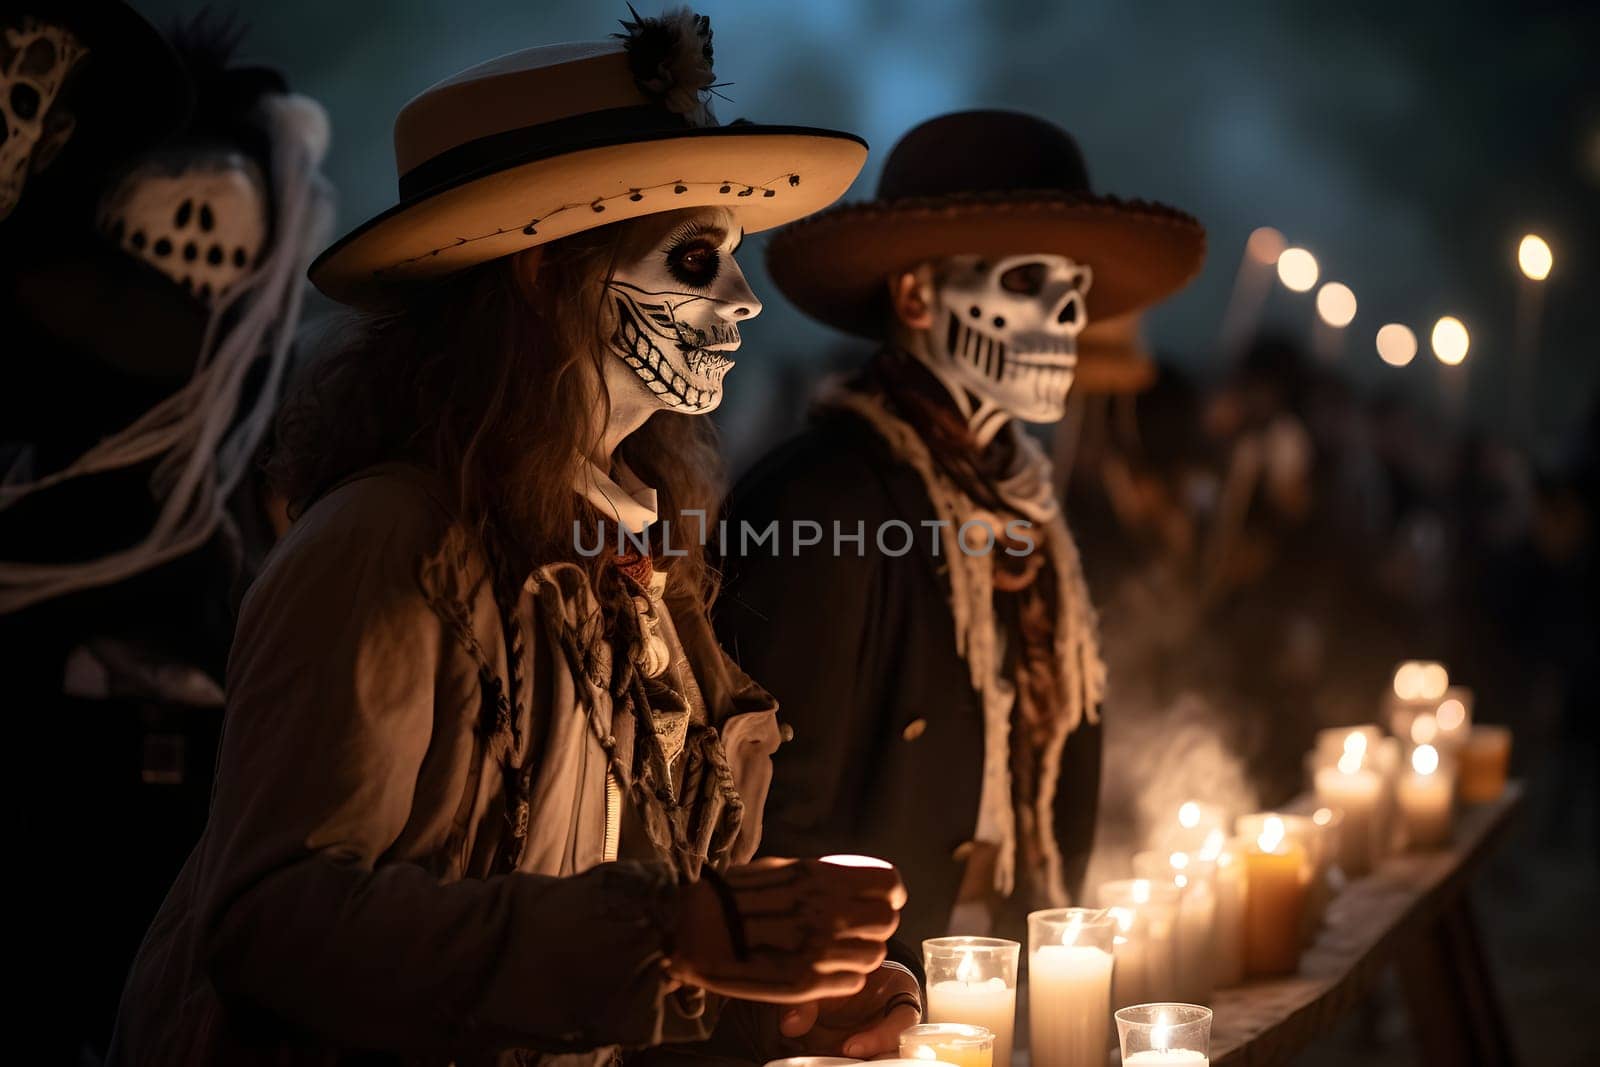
1235 812 1321 942
1097 878 1180 1004
1458 724 1511 803
1208 838 1248 987
1313 733 1383 876
1116 1003 1212 1065
1243 815 1307 976
899 1023 994 1067
924 937 1018 1067
1027 907 1115 1067
1398 743 1453 848
1133 850 1216 1005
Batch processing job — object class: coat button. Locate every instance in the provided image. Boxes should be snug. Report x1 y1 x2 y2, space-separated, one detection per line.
901 718 927 742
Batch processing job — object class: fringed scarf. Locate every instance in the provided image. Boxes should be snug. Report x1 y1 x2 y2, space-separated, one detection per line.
817 351 1105 908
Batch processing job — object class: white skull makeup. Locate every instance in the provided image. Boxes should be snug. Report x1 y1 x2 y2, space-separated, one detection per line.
0 17 87 222
607 208 760 415
922 253 1092 429
96 149 269 305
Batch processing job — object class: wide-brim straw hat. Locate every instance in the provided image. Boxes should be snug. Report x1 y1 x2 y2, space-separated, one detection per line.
311 10 866 307
766 110 1204 338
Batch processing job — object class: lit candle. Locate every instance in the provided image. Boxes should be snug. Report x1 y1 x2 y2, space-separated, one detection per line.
1313 734 1383 876
1458 724 1511 803
1432 688 1473 753
923 937 1018 1067
1391 661 1449 703
1097 878 1180 1003
1027 908 1115 1067
1235 813 1320 943
1243 816 1307 976
899 1023 994 1067
1116 1003 1212 1065
1132 849 1216 1005
1209 837 1248 987
1106 905 1149 1009
1398 743 1453 848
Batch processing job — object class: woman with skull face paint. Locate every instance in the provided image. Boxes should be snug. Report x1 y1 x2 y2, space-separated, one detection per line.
111 11 915 1067
718 112 1206 950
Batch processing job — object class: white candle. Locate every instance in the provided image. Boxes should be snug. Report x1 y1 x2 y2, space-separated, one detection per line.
1133 850 1216 1005
1398 743 1453 848
927 977 1014 1067
1210 841 1247 987
1107 907 1149 1009
1115 1004 1212 1066
923 938 1019 1067
1314 735 1383 876
1027 909 1114 1067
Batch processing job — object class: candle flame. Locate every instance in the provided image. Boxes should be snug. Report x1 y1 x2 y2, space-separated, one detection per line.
1437 698 1466 732
1132 879 1151 904
1200 828 1226 861
1174 873 1189 889
1419 663 1449 701
1259 815 1286 853
1169 851 1190 870
1313 807 1334 826
1152 1011 1172 1052
820 854 892 869
1343 731 1367 758
910 1047 939 1060
1337 748 1363 775
1413 743 1440 776
956 949 979 985
1059 914 1084 947
1178 801 1201 829
1110 905 1135 933
1410 713 1439 745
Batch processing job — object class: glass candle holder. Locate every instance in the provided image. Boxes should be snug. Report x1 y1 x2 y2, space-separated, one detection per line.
923 937 1018 1067
1458 724 1511 803
763 1059 862 1067
1311 734 1384 877
1235 812 1323 940
898 1023 994 1067
1026 908 1115 1067
1398 743 1454 848
1132 850 1216 1005
1096 879 1180 1008
1241 816 1308 976
1115 1003 1213 1065
1208 838 1248 987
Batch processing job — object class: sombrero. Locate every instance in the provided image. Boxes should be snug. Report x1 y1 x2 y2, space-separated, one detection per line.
311 8 867 307
1074 312 1157 395
766 110 1205 338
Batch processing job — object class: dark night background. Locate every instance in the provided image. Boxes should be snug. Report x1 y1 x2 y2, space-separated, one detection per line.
36 1 1593 1063
130 0 1600 469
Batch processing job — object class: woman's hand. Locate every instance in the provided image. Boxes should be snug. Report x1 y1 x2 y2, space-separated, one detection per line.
669 858 906 1004
777 962 923 1057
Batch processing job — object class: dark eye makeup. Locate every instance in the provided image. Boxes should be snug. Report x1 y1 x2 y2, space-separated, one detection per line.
663 222 726 289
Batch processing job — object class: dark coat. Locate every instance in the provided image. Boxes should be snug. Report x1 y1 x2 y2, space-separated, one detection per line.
715 412 1101 949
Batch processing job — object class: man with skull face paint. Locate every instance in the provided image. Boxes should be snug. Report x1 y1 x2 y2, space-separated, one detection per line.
718 112 1205 948
112 11 919 1067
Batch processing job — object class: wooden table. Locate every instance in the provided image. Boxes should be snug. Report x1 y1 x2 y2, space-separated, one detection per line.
1209 782 1523 1066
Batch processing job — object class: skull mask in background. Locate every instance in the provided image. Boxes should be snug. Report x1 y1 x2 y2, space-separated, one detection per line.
95 146 269 305
606 207 761 415
1 17 87 223
921 253 1093 427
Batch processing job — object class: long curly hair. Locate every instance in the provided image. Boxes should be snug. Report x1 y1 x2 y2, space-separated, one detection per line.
268 219 724 604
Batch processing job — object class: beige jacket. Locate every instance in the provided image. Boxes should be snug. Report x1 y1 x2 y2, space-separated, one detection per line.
110 464 782 1066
